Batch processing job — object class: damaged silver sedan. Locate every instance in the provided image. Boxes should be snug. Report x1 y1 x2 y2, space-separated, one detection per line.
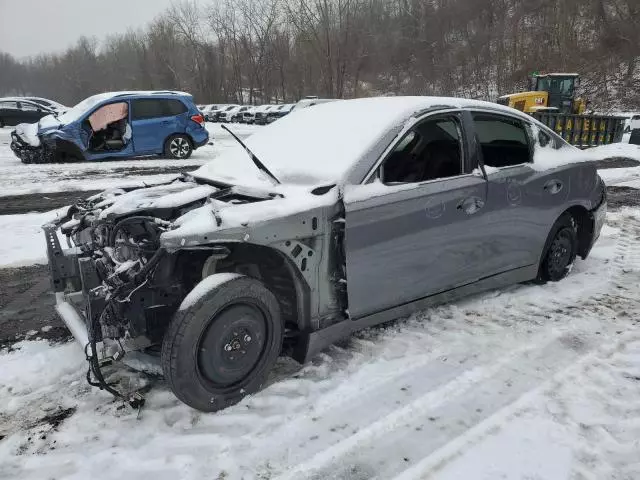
45 97 606 411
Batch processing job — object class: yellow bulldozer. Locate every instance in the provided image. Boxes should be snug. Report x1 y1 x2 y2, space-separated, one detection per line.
497 72 587 114
497 72 625 147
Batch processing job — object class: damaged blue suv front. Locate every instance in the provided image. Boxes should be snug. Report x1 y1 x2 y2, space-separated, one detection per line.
10 91 209 164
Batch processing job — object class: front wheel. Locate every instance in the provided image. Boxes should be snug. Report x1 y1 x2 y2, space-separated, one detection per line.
164 134 193 159
161 274 283 412
536 213 577 282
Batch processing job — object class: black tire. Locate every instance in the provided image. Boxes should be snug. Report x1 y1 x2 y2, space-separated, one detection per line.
164 134 193 159
536 213 578 283
161 274 283 412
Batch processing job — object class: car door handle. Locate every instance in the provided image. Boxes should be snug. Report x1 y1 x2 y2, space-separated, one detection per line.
161 120 171 125
544 180 563 194
457 196 485 215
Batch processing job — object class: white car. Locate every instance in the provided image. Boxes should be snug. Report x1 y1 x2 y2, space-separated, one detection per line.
218 105 241 123
242 106 258 124
266 103 295 123
254 105 278 124
202 104 222 121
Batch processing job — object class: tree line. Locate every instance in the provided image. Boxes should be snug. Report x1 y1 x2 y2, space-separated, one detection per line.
1 0 638 110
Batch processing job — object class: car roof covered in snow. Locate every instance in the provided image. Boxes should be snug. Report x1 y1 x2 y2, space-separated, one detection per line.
194 96 532 187
53 90 193 126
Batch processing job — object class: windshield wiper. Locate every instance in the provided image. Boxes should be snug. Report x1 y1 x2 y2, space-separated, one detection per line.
221 124 280 185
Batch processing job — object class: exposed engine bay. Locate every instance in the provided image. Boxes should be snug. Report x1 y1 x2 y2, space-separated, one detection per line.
46 175 282 404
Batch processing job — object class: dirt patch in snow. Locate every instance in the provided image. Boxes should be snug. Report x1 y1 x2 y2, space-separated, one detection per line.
37 407 77 430
606 186 640 210
0 190 101 215
592 157 640 169
0 264 70 351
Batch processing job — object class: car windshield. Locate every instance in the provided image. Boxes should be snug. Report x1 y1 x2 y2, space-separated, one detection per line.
56 93 116 124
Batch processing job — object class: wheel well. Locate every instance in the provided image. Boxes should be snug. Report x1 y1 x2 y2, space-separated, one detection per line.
175 243 309 343
54 138 85 162
564 205 593 259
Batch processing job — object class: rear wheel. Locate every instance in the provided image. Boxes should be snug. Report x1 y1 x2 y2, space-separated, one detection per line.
161 275 283 412
537 213 577 282
164 134 193 159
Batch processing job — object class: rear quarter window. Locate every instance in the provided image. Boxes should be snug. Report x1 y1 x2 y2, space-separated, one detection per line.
163 99 188 116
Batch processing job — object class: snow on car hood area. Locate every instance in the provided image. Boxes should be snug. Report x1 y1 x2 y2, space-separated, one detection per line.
1 210 639 479
93 181 218 219
162 183 337 245
14 122 41 147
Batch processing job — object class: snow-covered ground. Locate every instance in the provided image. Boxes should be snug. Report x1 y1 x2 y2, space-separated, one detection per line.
0 209 65 267
0 123 258 196
0 209 639 479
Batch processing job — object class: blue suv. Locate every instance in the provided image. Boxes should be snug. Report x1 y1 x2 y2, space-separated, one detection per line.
10 91 209 163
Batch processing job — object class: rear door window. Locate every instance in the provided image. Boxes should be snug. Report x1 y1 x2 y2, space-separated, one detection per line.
131 99 165 120
472 114 531 168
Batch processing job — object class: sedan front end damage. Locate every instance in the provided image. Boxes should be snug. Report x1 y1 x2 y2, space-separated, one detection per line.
44 174 337 407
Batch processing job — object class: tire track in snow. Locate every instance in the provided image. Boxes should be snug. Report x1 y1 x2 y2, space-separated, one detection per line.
266 214 640 479
273 332 589 480
381 216 640 480
389 332 640 480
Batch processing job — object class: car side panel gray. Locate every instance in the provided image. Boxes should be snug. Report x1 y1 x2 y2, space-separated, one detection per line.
160 203 342 331
343 174 496 319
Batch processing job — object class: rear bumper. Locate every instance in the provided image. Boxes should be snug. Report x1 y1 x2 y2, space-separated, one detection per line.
192 130 209 149
193 135 209 149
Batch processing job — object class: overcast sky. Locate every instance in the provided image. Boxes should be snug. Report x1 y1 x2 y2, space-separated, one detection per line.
0 0 204 58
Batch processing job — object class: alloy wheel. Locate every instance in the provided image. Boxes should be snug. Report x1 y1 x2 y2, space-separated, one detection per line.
170 137 191 158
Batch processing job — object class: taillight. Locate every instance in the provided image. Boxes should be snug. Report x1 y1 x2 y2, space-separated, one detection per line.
191 114 205 125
